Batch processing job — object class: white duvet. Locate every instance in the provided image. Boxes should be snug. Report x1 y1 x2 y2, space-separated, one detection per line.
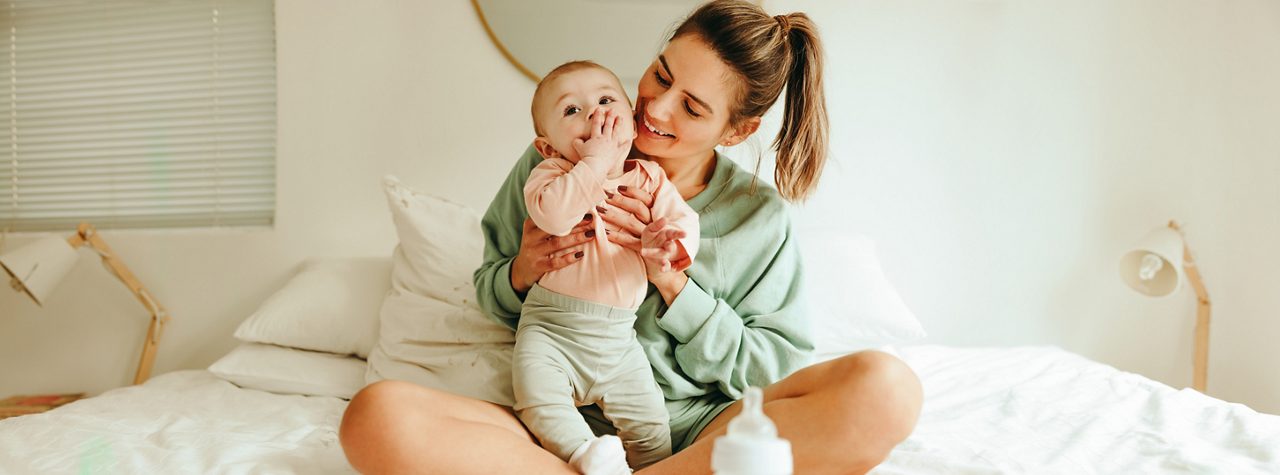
0 370 354 474
2 346 1277 474
876 346 1280 474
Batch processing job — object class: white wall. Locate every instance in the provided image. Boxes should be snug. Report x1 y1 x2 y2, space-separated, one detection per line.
769 0 1280 413
2 1 1277 414
0 0 533 397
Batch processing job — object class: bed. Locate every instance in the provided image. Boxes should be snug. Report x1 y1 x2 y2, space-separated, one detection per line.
3 344 1277 474
6 183 1277 473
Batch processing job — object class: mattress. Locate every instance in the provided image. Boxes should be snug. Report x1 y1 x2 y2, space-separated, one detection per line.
1 346 1277 474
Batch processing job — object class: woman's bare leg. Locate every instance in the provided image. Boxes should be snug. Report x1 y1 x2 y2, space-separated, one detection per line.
339 380 575 475
639 350 923 475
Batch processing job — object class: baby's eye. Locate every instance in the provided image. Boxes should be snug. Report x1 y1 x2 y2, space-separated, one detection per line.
564 105 581 116
599 96 615 105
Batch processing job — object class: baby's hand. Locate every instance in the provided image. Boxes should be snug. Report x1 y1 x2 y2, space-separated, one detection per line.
640 217 691 273
573 108 634 170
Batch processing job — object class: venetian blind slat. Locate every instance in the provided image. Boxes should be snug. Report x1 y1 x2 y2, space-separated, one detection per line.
1 0 277 231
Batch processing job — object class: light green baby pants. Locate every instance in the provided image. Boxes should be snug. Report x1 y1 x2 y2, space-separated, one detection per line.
514 284 672 468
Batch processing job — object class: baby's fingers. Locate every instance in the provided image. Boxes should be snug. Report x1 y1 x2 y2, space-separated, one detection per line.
603 110 617 141
590 107 607 137
663 228 687 242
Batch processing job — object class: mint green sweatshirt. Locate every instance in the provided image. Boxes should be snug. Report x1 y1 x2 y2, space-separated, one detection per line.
474 145 813 402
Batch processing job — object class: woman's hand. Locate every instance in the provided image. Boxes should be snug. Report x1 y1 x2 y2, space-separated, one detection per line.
510 216 594 293
602 187 689 304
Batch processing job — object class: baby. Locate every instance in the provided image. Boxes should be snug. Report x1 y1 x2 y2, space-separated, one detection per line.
516 60 699 474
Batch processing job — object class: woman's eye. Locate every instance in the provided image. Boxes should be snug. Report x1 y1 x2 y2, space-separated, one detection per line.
653 70 670 87
684 102 700 118
564 105 581 116
599 96 615 105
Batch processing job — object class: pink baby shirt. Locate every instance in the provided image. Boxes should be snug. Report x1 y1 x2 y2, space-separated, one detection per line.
524 158 699 309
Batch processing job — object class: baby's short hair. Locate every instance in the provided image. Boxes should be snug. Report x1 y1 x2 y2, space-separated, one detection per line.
531 60 618 136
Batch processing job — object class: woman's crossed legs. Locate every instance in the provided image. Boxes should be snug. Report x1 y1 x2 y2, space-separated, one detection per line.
339 350 922 475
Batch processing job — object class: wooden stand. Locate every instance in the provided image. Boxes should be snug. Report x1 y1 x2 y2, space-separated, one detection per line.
1169 220 1210 393
65 222 172 385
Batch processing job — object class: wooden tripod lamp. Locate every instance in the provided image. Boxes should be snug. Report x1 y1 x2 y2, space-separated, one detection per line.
1119 220 1211 393
1 222 172 385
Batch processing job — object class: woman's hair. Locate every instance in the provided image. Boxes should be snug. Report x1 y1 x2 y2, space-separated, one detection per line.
672 0 828 202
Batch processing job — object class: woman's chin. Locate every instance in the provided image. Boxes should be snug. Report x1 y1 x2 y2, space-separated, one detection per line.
633 135 661 156
635 132 676 157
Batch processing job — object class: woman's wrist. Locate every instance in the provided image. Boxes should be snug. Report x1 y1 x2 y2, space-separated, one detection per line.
653 271 689 307
509 256 534 294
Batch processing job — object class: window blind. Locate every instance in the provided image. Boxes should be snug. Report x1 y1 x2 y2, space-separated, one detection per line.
1 0 276 232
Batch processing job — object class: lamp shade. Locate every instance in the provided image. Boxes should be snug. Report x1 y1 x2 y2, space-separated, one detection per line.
0 235 80 306
1119 227 1185 297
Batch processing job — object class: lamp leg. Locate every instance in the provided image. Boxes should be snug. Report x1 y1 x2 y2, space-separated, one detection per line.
132 315 162 385
1192 299 1210 393
1179 233 1211 394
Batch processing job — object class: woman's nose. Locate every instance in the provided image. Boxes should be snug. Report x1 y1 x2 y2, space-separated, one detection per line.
647 90 677 121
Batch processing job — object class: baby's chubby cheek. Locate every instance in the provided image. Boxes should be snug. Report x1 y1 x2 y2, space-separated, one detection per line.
618 109 638 138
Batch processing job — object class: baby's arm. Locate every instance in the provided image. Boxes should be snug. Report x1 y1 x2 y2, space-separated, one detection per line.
639 163 699 271
523 158 607 236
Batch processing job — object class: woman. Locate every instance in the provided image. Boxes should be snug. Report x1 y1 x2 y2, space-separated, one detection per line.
339 1 923 473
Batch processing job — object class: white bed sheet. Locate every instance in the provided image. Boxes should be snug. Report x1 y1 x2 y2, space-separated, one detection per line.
878 345 1280 474
0 370 354 474
2 346 1277 474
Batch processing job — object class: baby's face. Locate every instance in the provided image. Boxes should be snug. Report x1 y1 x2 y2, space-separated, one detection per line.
533 68 634 163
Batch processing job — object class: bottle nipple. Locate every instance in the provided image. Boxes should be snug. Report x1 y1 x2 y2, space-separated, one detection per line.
727 387 776 438
712 387 792 475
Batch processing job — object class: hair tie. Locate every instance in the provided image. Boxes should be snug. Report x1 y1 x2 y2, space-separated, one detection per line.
775 14 792 35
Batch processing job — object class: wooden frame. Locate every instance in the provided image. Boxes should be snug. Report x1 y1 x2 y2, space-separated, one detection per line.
65 222 172 385
1169 220 1211 393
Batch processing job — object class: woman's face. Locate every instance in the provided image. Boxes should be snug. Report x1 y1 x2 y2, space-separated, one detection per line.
634 34 743 162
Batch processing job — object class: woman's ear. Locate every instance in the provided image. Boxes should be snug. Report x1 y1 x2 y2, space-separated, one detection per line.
533 137 562 159
720 116 762 147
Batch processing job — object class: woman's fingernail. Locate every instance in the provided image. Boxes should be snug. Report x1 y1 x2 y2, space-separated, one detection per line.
583 213 593 221
605 191 614 199
596 206 607 214
618 185 628 192
574 251 584 259
585 230 596 238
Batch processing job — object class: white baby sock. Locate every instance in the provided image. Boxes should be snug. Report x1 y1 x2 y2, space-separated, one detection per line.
568 435 631 475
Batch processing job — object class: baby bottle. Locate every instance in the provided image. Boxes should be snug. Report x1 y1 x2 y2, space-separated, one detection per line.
711 387 792 475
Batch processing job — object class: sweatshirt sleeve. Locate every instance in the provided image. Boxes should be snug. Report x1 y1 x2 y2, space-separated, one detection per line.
473 144 542 330
655 205 813 400
523 158 609 237
642 160 699 263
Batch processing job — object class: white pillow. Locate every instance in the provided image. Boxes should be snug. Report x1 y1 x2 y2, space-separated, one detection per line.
208 343 368 399
366 176 516 406
798 232 926 361
382 175 483 307
233 257 390 358
366 289 515 406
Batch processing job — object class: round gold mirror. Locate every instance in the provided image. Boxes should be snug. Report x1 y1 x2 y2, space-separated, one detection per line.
472 0 710 94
